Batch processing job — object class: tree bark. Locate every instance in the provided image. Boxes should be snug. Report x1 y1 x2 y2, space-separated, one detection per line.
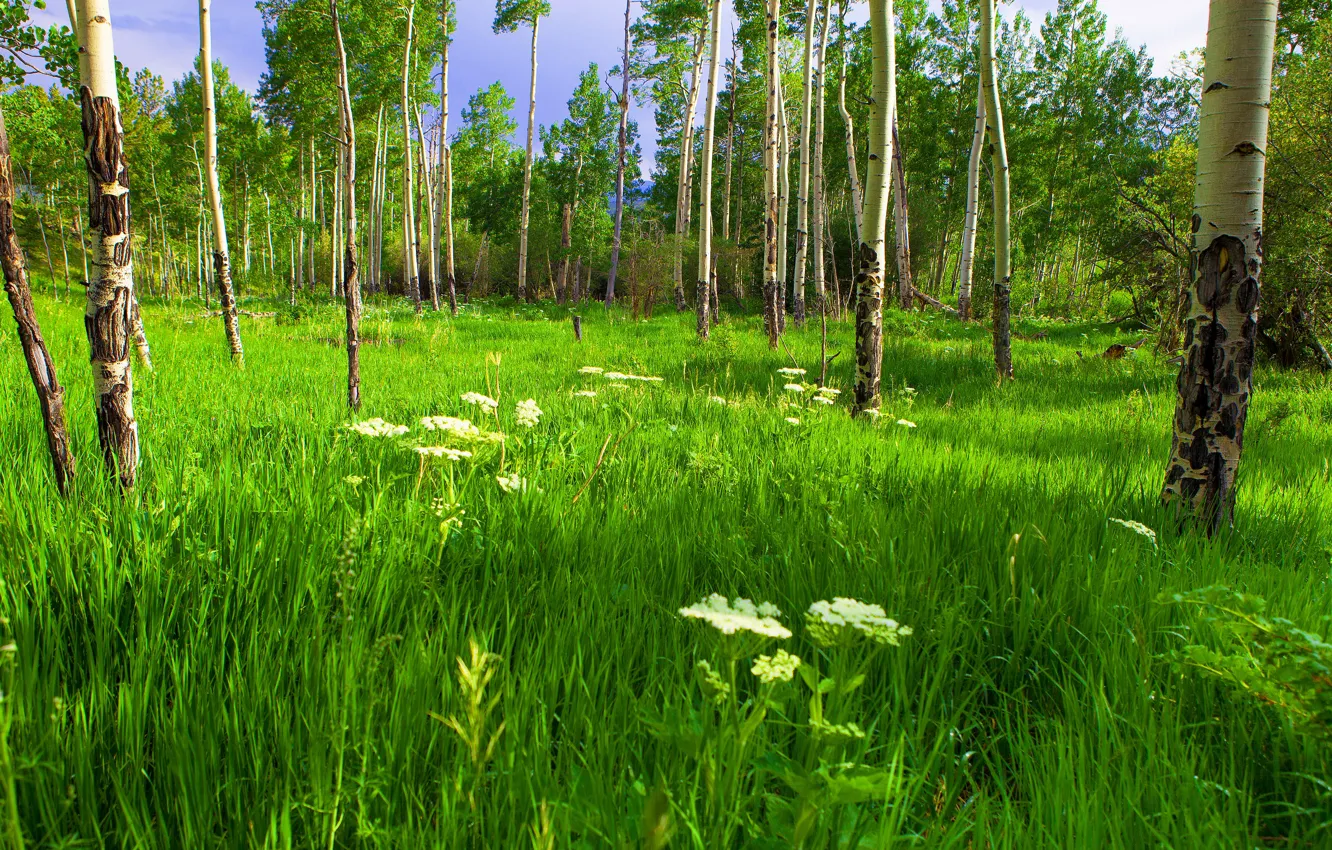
439 1 457 314
76 0 140 488
891 112 913 311
837 0 863 245
720 36 738 245
0 105 76 495
557 202 572 303
979 0 1011 378
957 74 984 321
811 2 830 315
696 0 722 339
332 0 361 411
793 0 818 327
516 13 539 301
1162 0 1277 533
674 30 707 312
606 0 631 306
777 77 790 330
200 0 244 362
763 0 782 349
853 0 894 414
415 107 438 310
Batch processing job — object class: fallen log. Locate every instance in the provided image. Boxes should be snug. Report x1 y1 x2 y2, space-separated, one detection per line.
912 288 958 316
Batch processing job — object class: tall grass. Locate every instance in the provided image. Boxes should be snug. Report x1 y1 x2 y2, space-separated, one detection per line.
0 288 1328 847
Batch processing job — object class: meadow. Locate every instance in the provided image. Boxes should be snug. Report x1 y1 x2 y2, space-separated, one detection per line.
0 288 1329 848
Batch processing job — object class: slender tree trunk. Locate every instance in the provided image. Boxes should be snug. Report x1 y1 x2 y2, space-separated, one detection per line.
891 113 913 311
606 0 632 306
0 106 75 495
721 37 738 244
674 30 707 312
763 0 782 349
792 0 818 327
696 0 722 339
400 1 421 309
979 0 1011 378
415 107 438 310
557 202 572 303
812 2 830 314
516 14 540 301
837 0 863 245
777 76 791 330
439 1 457 315
75 0 140 487
853 0 894 414
200 0 244 362
331 0 361 411
1162 0 1277 533
958 75 984 321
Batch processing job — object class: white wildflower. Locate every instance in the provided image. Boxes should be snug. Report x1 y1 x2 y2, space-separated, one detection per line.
785 417 801 426
776 367 807 377
812 396 834 406
815 387 841 397
578 366 605 374
461 392 499 414
347 418 409 438
1109 518 1158 547
862 408 882 419
783 383 806 393
896 419 917 428
752 649 801 684
420 416 480 440
806 598 913 648
709 395 729 406
480 431 507 444
496 473 527 494
515 399 543 428
573 390 598 398
415 446 473 461
606 382 630 390
678 594 792 639
603 371 664 383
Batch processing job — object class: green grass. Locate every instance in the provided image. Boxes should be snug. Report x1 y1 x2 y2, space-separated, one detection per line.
0 285 1329 848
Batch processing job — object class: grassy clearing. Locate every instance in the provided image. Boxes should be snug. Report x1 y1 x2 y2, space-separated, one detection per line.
0 288 1329 848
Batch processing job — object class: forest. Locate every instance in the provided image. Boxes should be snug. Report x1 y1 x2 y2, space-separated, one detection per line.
0 0 1329 846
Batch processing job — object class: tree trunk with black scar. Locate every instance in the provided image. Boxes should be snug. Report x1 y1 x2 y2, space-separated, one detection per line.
1162 0 1277 533
200 0 244 362
696 0 721 340
0 106 76 495
979 0 1011 378
332 0 361 410
853 0 893 414
763 0 782 349
76 0 140 488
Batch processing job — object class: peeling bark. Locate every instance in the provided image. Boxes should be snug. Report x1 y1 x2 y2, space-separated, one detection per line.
0 106 76 495
1162 0 1277 533
77 0 139 488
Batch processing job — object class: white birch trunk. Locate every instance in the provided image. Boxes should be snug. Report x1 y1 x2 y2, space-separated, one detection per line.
516 13 539 300
695 0 722 338
979 0 1012 378
199 0 244 361
957 74 984 321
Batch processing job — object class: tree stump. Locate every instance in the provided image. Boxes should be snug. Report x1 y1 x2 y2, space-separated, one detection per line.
572 315 582 342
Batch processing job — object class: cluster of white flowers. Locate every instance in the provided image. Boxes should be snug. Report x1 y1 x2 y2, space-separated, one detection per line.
817 387 841 397
783 383 806 393
573 390 598 398
776 367 806 378
896 419 917 429
679 594 791 639
806 598 913 648
496 472 527 494
461 392 499 414
603 371 664 383
578 366 605 374
785 417 801 426
515 399 543 428
861 408 882 419
751 649 801 684
420 416 480 440
415 446 473 461
812 395 834 406
347 418 409 438
1109 517 1158 547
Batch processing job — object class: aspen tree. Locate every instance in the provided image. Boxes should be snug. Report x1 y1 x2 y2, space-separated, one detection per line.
891 112 912 311
957 75 984 321
415 107 438 310
74 0 140 487
696 0 722 339
199 0 244 362
777 73 790 330
401 1 421 309
438 0 458 314
837 0 862 244
1162 0 1278 533
673 30 707 312
606 0 632 305
0 105 75 495
762 0 782 349
978 0 1012 378
331 0 361 410
494 0 550 301
811 1 830 312
793 0 818 326
720 38 738 243
852 0 893 413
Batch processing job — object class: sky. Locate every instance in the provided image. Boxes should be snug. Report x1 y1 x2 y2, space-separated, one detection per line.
27 0 1208 173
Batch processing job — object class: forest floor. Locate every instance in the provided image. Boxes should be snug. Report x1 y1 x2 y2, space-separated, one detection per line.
1 289 1330 848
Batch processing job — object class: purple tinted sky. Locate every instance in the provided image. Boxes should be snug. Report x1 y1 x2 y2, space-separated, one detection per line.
28 1 1205 173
